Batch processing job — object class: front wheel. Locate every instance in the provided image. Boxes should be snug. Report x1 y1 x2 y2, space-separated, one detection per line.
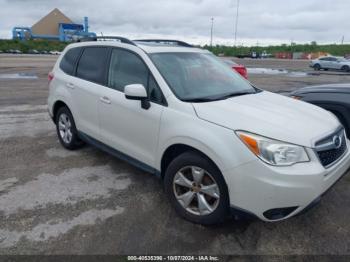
164 151 230 225
313 64 321 71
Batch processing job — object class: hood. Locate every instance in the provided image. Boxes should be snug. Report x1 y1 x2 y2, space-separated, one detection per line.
192 91 340 147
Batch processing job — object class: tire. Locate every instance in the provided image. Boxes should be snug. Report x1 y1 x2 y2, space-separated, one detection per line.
55 106 84 150
341 65 350 72
313 64 321 71
164 151 230 225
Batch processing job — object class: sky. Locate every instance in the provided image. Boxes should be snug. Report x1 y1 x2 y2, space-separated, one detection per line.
0 0 349 46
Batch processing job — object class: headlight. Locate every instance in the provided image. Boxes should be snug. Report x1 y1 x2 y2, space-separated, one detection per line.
236 131 310 166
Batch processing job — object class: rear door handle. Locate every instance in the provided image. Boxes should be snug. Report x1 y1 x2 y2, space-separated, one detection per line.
66 82 75 89
100 96 111 104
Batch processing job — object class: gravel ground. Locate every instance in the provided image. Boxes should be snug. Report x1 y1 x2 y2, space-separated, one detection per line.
0 54 349 255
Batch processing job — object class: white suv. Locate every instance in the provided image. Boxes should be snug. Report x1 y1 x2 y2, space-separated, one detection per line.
48 37 350 224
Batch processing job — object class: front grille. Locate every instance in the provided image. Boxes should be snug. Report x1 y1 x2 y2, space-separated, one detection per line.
316 128 347 168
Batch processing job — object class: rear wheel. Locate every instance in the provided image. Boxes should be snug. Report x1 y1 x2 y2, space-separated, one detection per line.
313 64 321 71
56 107 84 150
164 151 229 225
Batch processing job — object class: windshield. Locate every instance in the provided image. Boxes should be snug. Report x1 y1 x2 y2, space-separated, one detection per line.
150 52 256 101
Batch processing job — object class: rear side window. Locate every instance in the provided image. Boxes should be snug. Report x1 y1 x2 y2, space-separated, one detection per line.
59 47 81 75
76 47 109 85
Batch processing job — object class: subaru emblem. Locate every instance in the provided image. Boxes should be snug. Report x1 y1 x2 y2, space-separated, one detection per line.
333 135 342 149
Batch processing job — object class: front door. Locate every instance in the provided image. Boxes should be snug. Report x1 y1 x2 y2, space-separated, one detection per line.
98 48 165 167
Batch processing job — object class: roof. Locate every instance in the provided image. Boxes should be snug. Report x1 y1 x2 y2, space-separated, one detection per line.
66 40 206 54
137 43 205 54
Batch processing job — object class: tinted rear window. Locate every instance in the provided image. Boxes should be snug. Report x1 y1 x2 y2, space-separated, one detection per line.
59 47 82 75
76 47 109 85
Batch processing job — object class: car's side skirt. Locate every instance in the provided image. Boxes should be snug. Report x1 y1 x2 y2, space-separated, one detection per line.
78 131 161 177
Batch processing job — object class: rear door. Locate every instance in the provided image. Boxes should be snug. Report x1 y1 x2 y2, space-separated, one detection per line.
319 57 331 69
98 48 165 167
70 46 109 139
55 47 82 117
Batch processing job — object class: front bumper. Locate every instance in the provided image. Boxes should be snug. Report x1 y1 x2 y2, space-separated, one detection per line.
224 140 350 222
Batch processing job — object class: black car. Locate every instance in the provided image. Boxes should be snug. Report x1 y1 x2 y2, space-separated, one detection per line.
290 84 350 135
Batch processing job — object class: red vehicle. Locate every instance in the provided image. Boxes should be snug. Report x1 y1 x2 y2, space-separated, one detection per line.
222 59 248 79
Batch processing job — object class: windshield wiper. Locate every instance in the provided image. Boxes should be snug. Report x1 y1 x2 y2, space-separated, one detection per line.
182 91 257 103
215 91 256 100
182 97 219 102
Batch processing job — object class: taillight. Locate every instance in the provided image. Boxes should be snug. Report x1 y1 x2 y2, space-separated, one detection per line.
48 72 54 83
233 66 248 79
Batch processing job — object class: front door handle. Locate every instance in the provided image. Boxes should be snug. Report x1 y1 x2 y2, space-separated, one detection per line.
66 82 75 89
100 96 111 104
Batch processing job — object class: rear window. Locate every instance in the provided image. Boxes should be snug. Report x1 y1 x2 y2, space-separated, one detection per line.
76 47 109 85
59 47 82 75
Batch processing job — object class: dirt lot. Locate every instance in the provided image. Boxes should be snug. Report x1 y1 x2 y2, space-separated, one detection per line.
0 54 350 255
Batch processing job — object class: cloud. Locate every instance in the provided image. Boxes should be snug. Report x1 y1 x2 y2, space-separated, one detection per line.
0 0 349 46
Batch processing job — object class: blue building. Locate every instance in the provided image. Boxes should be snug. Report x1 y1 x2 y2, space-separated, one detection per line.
12 8 96 41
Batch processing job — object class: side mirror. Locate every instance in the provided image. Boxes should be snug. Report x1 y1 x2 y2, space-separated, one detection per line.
124 84 150 110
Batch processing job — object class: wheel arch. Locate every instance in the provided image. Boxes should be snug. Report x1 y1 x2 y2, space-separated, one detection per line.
313 63 321 70
53 100 67 121
160 142 223 179
341 65 350 71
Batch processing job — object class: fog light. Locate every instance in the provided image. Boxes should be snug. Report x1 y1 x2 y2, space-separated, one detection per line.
263 207 298 220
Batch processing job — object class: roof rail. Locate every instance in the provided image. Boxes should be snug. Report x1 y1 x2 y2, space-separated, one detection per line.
133 39 193 47
76 36 136 46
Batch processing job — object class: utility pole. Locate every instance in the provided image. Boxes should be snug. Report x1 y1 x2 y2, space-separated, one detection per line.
341 35 345 45
234 0 240 46
210 17 214 47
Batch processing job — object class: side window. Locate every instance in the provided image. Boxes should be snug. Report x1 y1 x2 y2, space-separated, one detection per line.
108 49 164 104
76 47 109 85
59 47 81 75
108 49 148 91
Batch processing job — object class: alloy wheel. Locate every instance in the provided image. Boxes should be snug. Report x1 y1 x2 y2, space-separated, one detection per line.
173 166 220 216
58 113 73 144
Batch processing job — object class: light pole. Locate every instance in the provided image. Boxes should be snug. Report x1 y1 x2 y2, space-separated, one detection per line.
234 0 240 46
210 17 214 47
